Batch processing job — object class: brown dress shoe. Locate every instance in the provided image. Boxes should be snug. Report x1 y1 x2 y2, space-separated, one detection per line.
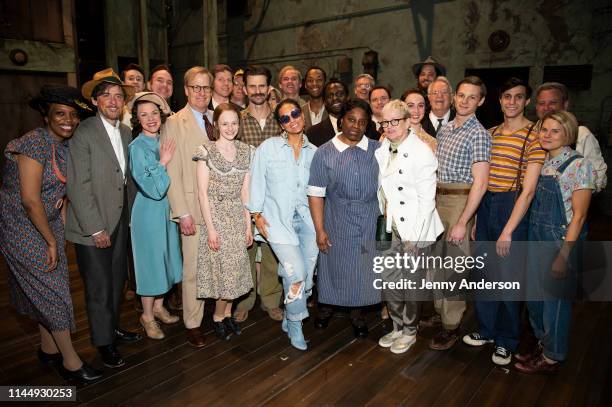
515 353 560 374
514 343 543 363
186 328 206 348
429 328 460 350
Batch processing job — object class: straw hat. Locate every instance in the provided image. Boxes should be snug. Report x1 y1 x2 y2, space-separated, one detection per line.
81 68 135 101
127 91 172 115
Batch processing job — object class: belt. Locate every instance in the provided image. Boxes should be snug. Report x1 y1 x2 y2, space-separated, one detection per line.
436 187 470 196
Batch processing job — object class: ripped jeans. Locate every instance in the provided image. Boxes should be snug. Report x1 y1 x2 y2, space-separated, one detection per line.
269 211 318 322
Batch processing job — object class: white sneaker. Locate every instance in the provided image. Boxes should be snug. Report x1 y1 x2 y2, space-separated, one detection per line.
378 330 403 348
462 332 494 347
491 345 512 366
390 334 417 354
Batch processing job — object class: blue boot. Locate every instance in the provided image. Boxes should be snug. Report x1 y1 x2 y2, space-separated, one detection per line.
282 314 288 334
287 320 307 351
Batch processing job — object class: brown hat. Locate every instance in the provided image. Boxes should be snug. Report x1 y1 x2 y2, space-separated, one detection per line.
412 56 446 78
81 68 135 101
127 91 172 115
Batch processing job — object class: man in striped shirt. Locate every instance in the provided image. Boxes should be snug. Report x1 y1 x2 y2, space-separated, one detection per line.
462 77 545 366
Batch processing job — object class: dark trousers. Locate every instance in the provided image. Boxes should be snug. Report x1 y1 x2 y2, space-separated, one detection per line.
75 200 129 347
474 191 528 351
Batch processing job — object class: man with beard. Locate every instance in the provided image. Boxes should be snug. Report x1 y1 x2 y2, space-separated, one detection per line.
233 65 284 323
412 57 446 110
302 66 328 131
306 80 348 147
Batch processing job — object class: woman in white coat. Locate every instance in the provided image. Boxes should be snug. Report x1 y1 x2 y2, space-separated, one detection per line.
375 97 444 354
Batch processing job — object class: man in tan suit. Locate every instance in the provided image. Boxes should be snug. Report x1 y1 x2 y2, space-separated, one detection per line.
163 66 214 347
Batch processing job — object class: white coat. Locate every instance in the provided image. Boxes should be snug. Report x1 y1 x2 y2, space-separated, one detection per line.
375 129 444 246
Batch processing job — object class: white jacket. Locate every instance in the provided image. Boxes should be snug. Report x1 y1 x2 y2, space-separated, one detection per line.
577 126 607 192
375 130 444 246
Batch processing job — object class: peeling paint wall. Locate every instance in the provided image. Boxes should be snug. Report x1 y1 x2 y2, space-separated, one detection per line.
242 0 612 132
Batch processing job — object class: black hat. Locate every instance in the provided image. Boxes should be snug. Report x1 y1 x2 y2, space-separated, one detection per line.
29 84 92 115
412 56 446 78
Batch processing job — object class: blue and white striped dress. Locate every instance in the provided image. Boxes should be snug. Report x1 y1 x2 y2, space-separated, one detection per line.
308 137 381 306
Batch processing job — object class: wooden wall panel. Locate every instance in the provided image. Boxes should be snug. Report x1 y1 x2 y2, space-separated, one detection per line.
0 0 63 42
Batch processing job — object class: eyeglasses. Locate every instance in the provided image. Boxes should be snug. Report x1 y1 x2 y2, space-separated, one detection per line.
187 85 212 93
428 90 450 96
279 108 301 125
380 118 406 128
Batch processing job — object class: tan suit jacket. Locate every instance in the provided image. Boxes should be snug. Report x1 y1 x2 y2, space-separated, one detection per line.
162 105 211 224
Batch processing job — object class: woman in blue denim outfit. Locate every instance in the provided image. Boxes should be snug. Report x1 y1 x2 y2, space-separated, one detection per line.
248 99 318 350
515 111 595 374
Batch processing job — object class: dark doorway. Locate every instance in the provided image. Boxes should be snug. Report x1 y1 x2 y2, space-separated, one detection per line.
75 1 106 87
465 67 530 129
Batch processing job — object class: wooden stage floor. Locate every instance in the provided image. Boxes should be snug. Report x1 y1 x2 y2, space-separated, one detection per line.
3 198 612 406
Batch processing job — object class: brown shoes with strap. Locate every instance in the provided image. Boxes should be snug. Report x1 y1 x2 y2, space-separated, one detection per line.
153 307 180 324
140 317 165 340
515 353 560 374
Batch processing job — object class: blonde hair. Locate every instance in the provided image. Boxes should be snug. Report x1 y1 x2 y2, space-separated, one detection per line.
183 66 213 86
278 65 302 84
541 110 578 146
382 99 410 119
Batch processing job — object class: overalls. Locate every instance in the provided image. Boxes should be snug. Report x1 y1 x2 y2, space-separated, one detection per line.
527 154 586 362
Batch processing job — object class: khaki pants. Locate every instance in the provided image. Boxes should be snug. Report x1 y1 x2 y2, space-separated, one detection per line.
235 241 282 312
429 183 473 330
181 224 205 329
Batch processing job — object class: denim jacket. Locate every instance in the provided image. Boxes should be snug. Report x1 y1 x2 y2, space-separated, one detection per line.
248 133 317 245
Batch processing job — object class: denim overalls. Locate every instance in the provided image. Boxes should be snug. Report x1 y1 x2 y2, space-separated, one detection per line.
527 154 586 362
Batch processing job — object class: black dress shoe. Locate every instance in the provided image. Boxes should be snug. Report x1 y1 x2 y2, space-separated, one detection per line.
213 320 232 341
60 362 103 383
314 315 331 329
98 345 125 368
114 328 142 343
351 319 369 339
223 317 241 335
37 348 62 365
314 306 333 329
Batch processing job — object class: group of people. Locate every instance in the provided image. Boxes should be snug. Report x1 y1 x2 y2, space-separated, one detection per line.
0 55 606 384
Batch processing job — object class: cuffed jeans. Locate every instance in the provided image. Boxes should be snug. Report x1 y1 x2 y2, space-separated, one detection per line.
269 212 318 322
474 191 528 352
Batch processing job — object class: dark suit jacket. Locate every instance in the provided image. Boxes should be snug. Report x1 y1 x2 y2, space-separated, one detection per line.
66 115 135 245
421 108 456 138
307 117 381 147
302 102 329 132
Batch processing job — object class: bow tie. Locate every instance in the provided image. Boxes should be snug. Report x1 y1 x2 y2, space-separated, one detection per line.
389 146 398 154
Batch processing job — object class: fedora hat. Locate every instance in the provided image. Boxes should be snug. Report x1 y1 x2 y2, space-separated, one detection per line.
412 56 446 78
127 91 172 116
29 84 92 116
81 68 135 101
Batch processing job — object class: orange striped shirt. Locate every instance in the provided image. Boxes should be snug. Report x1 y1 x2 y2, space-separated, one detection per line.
488 123 545 192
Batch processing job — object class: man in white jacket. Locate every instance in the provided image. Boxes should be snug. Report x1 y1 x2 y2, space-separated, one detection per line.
535 82 607 192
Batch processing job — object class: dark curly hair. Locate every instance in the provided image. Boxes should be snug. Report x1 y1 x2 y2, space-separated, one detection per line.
273 98 302 124
130 100 168 137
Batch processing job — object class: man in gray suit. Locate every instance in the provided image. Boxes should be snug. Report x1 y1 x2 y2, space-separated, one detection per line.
66 68 141 368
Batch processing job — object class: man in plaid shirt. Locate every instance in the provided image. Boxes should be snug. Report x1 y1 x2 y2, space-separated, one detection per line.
429 76 491 351
234 66 284 323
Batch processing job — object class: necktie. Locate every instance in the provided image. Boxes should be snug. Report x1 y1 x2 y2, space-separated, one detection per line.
436 118 444 134
203 114 214 141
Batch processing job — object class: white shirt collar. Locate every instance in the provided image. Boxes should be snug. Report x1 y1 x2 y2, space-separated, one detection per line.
329 115 339 133
331 132 369 152
100 114 121 133
429 109 451 126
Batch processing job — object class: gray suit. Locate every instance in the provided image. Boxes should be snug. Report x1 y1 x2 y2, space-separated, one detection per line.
66 114 134 346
